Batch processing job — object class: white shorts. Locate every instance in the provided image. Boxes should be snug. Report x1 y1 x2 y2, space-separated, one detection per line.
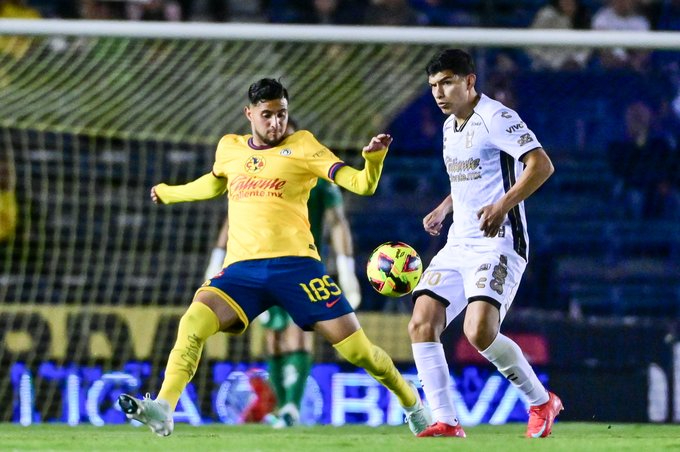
412 242 526 327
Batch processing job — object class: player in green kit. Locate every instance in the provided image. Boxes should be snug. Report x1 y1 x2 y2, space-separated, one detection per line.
119 78 430 437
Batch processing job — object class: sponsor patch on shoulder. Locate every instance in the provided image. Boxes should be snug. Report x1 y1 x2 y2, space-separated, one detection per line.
517 133 534 146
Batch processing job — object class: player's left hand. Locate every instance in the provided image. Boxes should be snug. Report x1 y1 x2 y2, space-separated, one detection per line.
362 133 392 153
477 202 507 237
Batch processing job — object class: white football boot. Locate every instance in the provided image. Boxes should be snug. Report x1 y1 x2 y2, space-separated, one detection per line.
272 402 300 429
118 393 174 437
404 381 432 436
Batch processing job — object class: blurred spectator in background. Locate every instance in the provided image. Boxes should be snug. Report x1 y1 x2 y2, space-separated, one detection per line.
184 0 224 21
222 0 266 22
0 0 39 18
654 0 680 125
127 0 182 21
527 0 592 71
0 146 17 243
656 0 680 30
654 0 680 70
592 0 650 71
79 0 125 19
309 0 365 24
267 0 310 23
485 73 518 110
607 100 680 219
363 0 419 26
0 0 41 59
483 49 522 110
410 0 479 27
310 0 339 23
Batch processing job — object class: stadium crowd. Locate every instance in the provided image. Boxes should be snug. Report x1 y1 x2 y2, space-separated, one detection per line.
2 0 678 31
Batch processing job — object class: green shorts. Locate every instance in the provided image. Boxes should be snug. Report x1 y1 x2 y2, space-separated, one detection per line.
259 305 292 331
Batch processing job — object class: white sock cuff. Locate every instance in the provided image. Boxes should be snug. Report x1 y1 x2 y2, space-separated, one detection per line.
479 333 514 361
412 341 444 354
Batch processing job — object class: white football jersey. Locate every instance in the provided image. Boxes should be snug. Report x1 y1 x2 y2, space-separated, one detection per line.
441 94 541 261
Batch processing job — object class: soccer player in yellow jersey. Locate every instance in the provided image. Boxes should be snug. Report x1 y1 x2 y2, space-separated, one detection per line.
0 148 17 242
118 78 430 436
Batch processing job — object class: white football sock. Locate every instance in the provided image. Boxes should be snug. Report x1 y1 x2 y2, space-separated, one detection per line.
479 333 549 406
412 342 459 426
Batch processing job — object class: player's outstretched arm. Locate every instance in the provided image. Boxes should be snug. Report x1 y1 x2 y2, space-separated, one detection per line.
334 133 392 196
151 172 228 205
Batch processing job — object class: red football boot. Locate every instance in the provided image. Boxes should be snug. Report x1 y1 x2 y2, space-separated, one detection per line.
526 392 564 438
416 421 466 438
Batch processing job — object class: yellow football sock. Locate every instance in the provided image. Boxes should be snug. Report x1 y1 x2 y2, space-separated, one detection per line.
333 328 416 408
157 302 220 410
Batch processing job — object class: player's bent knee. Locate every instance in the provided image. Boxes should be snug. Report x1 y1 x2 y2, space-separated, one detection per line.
408 315 441 342
463 323 496 351
193 291 245 333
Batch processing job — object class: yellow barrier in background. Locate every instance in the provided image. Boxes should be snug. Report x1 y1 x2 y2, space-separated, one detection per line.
1 305 414 363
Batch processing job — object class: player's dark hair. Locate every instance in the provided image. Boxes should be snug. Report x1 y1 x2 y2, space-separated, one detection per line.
248 78 289 105
425 49 475 76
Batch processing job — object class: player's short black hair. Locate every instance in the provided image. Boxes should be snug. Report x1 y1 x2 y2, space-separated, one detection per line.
248 78 289 105
425 49 475 76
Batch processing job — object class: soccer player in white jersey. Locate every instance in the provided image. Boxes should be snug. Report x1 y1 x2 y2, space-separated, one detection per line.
408 49 562 438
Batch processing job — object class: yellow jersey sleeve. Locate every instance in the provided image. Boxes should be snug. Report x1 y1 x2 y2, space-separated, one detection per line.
296 131 347 181
333 148 388 195
154 173 227 204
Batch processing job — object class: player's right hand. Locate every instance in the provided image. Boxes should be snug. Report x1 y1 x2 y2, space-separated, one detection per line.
362 133 392 153
423 210 444 236
150 186 161 204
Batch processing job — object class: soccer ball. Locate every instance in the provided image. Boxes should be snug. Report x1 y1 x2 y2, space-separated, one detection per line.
366 241 423 297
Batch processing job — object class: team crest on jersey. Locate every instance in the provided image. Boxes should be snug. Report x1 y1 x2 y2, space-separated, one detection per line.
280 148 292 156
245 155 265 173
465 130 475 148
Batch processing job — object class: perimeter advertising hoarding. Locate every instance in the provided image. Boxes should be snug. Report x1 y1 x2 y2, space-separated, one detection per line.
1 306 676 424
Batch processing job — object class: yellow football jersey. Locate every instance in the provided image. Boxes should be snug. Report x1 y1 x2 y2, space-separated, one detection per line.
213 130 346 267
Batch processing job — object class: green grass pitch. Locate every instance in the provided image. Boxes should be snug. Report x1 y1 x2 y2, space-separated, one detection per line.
2 423 678 452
